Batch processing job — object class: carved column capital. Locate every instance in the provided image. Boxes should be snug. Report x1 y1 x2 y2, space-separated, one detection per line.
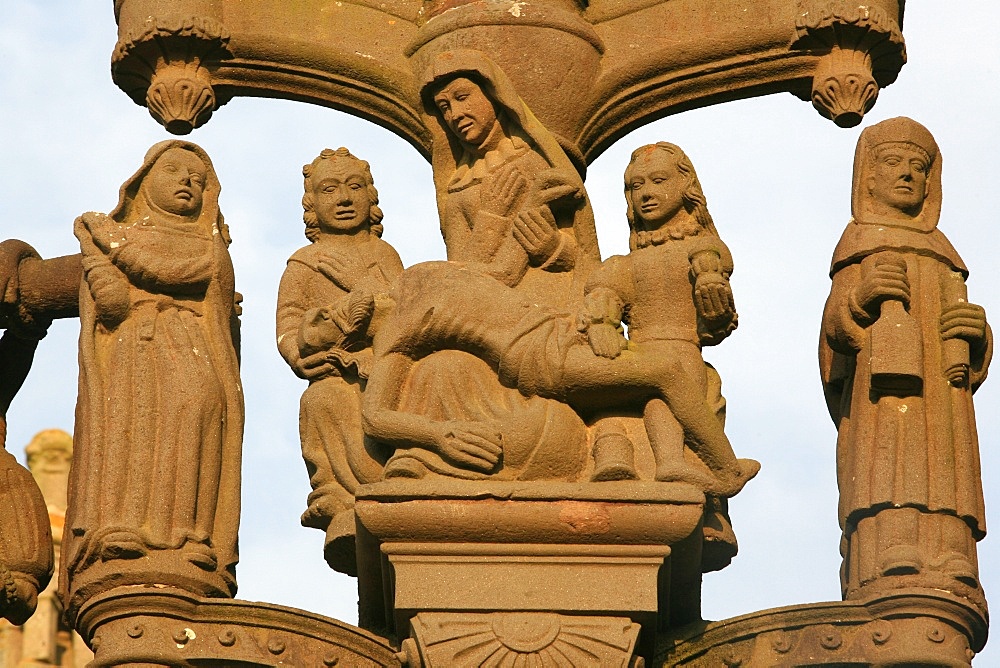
111 15 233 134
792 1 906 127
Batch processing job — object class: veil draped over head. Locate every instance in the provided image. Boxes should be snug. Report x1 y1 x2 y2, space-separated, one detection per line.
65 139 243 601
419 49 601 283
831 116 964 277
110 139 224 235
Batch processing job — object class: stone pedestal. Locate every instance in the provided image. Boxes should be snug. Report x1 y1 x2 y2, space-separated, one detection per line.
355 480 706 666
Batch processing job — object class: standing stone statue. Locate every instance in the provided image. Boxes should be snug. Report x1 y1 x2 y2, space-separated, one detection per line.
820 117 990 599
64 141 243 614
0 241 55 624
276 148 403 575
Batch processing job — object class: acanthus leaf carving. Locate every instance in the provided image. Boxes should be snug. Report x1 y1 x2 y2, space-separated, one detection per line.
111 15 233 135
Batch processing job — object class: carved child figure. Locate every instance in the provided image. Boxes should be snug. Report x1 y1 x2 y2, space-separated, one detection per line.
276 148 403 575
580 143 747 492
821 117 990 598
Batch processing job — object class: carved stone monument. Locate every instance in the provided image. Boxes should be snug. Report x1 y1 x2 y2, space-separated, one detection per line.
0 1 993 667
821 117 988 605
64 140 244 620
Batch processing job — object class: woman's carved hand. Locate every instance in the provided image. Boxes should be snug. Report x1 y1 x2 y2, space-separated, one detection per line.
854 258 910 316
940 302 988 348
482 164 528 217
513 207 561 265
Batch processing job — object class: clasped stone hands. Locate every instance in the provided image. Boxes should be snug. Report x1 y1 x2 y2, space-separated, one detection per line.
435 420 503 472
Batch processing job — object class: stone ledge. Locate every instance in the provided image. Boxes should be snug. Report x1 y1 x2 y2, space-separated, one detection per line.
76 586 400 667
657 589 987 667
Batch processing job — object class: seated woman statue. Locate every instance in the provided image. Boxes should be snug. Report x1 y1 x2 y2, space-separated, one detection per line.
365 50 600 481
276 147 403 575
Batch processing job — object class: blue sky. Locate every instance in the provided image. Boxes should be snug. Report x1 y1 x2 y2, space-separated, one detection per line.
3 1 999 663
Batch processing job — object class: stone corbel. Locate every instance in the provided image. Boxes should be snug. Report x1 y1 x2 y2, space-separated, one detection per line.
111 15 233 135
792 1 906 127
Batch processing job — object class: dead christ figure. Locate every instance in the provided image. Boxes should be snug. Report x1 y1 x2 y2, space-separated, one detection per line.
276 148 402 575
581 143 752 490
365 262 759 497
65 141 243 603
821 117 990 598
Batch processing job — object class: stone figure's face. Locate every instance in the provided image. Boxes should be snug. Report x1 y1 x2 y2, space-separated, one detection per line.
311 159 372 233
867 144 929 215
626 150 686 228
432 77 499 148
146 148 207 216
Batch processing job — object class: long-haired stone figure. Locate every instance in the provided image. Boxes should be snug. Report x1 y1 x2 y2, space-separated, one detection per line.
276 147 403 575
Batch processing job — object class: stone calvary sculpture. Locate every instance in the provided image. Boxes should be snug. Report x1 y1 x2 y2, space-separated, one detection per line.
0 1 993 666
0 243 55 626
820 117 989 603
64 140 244 618
277 147 403 575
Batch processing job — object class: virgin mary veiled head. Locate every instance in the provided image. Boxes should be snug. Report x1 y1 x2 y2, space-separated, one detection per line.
112 140 223 236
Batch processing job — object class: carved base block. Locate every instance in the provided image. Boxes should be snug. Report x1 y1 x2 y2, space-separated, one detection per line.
657 589 987 667
406 612 643 668
75 587 400 667
355 480 707 661
387 542 670 625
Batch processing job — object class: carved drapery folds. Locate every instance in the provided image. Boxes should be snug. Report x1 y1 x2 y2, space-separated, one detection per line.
111 15 233 135
64 141 244 620
793 1 906 127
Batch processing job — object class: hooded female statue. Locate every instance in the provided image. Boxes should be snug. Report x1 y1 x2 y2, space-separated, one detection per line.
419 49 601 304
361 51 598 481
820 117 990 599
64 140 243 611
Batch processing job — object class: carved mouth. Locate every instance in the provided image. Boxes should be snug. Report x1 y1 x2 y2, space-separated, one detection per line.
175 188 193 200
335 208 356 219
640 202 658 212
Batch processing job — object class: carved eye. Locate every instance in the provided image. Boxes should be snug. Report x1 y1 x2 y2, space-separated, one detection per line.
190 174 204 187
630 181 643 190
652 177 665 184
884 156 901 167
912 161 927 173
350 183 362 190
164 163 178 173
437 101 450 113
